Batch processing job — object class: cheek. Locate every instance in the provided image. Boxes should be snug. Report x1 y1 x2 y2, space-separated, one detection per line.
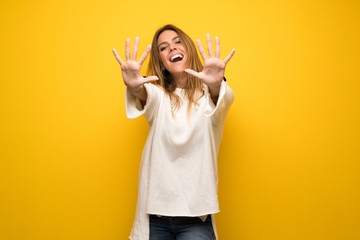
159 53 168 65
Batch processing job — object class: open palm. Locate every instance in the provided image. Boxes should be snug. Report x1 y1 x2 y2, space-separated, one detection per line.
112 37 158 92
185 34 235 89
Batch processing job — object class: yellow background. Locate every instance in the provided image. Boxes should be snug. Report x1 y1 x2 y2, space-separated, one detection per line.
1 0 359 239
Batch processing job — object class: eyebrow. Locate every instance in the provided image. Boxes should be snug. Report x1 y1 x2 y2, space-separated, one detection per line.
158 36 180 47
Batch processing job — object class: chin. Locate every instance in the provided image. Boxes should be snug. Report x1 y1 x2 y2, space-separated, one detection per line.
168 66 186 75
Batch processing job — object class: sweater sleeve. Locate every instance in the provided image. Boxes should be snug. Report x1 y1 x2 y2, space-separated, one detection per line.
204 80 234 122
125 83 161 122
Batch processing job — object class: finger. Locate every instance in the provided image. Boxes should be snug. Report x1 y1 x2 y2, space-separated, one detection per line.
223 48 235 64
184 68 202 79
206 33 214 57
215 36 220 58
141 75 159 83
112 48 124 65
138 45 151 65
132 37 140 60
196 39 207 61
125 38 130 60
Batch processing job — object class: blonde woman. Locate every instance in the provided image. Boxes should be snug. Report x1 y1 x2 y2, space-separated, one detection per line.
113 24 235 240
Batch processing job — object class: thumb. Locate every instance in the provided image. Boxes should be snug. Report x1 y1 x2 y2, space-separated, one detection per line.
141 75 159 84
184 69 201 78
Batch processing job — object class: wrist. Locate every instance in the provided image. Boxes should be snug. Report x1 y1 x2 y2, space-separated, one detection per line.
207 84 221 91
207 77 225 90
128 84 144 94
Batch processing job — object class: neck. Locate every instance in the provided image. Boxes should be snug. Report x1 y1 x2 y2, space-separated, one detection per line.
172 72 187 88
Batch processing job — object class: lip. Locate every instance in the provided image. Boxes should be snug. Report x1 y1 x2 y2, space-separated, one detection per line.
168 52 184 62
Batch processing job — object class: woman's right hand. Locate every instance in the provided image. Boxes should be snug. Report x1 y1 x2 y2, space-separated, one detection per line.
112 37 158 94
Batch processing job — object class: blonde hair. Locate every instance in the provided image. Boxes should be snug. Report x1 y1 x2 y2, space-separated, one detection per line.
147 24 204 115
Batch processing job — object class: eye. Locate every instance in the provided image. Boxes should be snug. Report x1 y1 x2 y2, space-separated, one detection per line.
159 45 168 52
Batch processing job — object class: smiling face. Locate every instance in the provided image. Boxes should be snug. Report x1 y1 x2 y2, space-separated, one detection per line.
157 30 188 76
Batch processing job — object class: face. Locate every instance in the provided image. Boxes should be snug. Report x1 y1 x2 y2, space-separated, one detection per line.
157 30 188 75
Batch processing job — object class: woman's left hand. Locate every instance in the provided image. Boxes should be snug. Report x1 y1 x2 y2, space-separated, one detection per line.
185 34 235 89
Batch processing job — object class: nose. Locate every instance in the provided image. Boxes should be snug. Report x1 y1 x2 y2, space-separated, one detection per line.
170 44 177 51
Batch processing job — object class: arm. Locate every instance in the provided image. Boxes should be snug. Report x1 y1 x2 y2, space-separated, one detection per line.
185 34 235 104
112 37 158 107
208 84 221 104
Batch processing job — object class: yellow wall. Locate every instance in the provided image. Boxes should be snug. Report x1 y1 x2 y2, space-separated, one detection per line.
1 0 359 239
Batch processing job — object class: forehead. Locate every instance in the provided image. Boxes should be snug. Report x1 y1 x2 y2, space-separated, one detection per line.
157 30 179 45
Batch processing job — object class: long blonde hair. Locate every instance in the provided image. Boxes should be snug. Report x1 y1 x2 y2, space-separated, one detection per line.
147 24 204 115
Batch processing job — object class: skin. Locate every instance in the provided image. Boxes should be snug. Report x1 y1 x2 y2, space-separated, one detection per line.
157 30 188 88
112 30 235 105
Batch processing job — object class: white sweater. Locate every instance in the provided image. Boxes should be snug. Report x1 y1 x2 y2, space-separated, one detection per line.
126 80 234 240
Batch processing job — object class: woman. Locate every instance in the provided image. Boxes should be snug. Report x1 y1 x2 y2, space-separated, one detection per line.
112 24 235 240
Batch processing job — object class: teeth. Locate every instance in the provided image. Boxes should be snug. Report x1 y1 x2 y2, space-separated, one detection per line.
171 54 183 62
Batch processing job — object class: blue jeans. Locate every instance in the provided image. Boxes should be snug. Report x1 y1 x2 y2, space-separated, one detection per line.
149 214 215 240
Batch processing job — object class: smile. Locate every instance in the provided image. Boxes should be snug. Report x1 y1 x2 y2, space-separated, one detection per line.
169 54 184 62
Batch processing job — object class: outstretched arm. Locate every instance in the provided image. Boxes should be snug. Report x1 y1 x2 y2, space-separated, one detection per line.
112 37 158 106
185 34 235 104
